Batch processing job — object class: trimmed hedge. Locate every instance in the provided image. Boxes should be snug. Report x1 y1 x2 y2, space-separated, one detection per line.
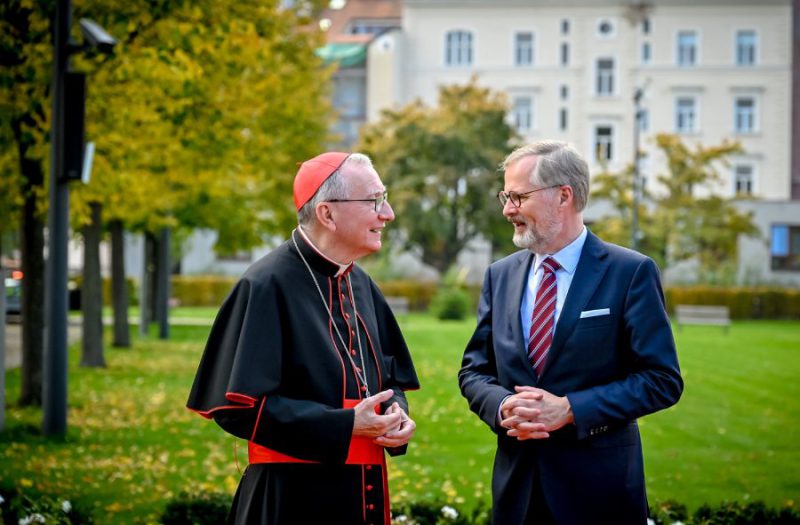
171 275 237 307
665 286 800 320
376 280 438 312
155 493 800 525
161 276 800 320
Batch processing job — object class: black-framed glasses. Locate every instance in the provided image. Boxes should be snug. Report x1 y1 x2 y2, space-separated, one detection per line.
497 185 560 207
327 191 388 212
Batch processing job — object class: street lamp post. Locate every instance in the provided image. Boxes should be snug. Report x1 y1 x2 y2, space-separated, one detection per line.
631 86 645 252
43 0 72 437
43 0 116 436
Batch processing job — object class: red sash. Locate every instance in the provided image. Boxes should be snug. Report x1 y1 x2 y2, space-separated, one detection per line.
248 399 384 465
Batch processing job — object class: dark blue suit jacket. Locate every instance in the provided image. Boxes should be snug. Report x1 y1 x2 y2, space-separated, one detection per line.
459 231 683 524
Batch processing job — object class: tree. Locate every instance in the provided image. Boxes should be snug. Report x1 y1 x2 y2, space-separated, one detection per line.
590 133 759 282
358 78 518 274
69 0 332 353
0 1 53 406
590 164 667 268
2 0 333 387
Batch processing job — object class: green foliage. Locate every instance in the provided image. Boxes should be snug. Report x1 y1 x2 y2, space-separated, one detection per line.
664 286 800 319
69 275 138 306
649 499 690 524
0 483 94 525
1 0 332 250
691 501 800 525
358 77 519 273
377 280 438 312
171 275 237 307
430 287 471 320
392 500 490 525
590 164 666 267
2 317 800 521
69 0 332 248
590 134 758 280
160 492 230 525
429 266 471 320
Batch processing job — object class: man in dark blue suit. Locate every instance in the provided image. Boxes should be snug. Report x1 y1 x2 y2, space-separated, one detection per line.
459 141 683 524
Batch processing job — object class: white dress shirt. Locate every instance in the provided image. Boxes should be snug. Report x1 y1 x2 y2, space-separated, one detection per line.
520 226 588 345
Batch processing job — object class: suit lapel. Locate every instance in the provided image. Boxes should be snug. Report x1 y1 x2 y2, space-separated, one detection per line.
539 231 609 379
508 250 537 381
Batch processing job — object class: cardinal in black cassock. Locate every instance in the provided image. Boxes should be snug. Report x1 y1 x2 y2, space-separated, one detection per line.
187 152 419 525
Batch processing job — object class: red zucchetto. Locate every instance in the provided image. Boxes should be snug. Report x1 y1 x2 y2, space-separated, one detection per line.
293 152 350 211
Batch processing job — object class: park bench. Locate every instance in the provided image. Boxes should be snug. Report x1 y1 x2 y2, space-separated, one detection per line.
675 304 731 333
385 296 410 316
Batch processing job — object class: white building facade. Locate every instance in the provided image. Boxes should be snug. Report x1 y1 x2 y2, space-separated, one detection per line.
397 0 792 201
349 0 799 285
130 1 799 286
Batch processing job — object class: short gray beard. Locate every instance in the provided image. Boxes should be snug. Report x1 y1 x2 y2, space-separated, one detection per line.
513 227 544 251
511 217 560 253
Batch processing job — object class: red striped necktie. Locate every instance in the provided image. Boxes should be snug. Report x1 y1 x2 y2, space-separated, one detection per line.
528 257 561 376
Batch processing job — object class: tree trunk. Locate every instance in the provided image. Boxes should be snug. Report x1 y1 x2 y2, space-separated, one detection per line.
139 232 156 336
155 228 170 340
0 236 6 431
15 117 45 407
147 232 158 326
110 220 130 348
80 202 105 367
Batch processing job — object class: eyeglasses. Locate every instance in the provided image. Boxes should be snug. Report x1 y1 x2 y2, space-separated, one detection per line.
497 185 560 207
327 191 388 212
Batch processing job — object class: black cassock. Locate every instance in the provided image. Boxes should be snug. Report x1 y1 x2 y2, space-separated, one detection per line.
187 229 419 525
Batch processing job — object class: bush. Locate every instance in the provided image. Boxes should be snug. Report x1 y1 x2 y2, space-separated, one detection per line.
378 280 438 312
68 276 138 309
392 500 490 525
429 287 471 320
171 276 238 307
0 484 94 525
649 499 690 524
665 286 800 320
160 492 231 525
691 501 800 524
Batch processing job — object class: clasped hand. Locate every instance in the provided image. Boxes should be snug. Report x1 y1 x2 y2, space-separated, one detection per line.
352 389 416 448
499 386 573 440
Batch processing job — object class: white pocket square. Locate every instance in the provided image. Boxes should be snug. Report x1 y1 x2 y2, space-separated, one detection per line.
580 308 610 318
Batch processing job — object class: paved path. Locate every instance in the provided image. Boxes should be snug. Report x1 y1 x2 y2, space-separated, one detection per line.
3 316 210 370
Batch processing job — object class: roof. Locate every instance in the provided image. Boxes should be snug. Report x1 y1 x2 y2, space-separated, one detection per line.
319 0 402 44
315 42 368 67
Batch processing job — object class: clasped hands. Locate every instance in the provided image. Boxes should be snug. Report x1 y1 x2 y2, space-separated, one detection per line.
352 389 416 448
499 386 574 440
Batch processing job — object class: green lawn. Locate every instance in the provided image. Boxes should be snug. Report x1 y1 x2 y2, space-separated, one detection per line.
1 315 798 523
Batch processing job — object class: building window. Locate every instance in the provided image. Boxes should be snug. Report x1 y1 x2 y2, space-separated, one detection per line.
515 32 534 66
771 224 800 271
559 108 568 131
596 58 614 95
561 19 570 35
512 97 533 133
734 164 754 194
677 31 697 66
349 21 396 35
642 18 651 34
675 97 697 133
445 30 473 66
560 42 569 66
560 85 569 100
736 30 756 66
594 126 613 161
734 97 756 133
641 42 651 64
597 19 615 37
